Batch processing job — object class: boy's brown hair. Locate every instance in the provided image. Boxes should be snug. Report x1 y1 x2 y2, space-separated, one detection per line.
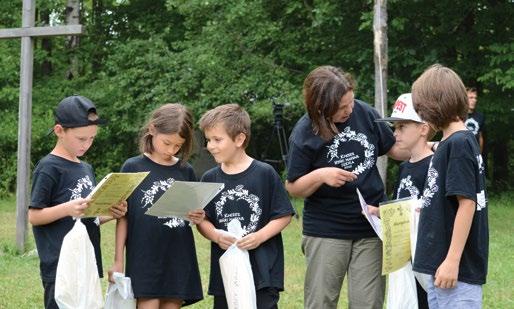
303 65 355 140
139 103 194 162
199 104 251 148
412 64 468 130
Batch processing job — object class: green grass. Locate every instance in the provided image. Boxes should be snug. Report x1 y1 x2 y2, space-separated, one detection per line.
1 193 512 308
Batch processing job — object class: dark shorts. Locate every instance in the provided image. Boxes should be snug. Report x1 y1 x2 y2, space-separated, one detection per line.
42 281 59 309
213 287 280 309
417 278 429 309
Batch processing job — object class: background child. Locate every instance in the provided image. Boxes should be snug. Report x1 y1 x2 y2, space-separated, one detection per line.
375 93 434 309
28 95 127 309
197 104 295 309
412 64 488 308
109 103 204 308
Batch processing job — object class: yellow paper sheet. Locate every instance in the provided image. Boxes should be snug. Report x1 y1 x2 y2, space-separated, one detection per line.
84 172 149 217
380 198 414 275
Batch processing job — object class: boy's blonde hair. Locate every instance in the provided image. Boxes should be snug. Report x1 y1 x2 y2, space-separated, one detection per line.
199 104 251 148
139 103 194 162
412 64 468 130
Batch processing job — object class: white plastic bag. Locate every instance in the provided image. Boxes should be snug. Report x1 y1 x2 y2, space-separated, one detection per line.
410 199 431 291
55 218 103 309
104 272 136 309
387 262 418 309
219 219 257 309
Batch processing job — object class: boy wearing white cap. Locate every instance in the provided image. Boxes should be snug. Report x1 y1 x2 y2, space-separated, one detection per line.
374 93 434 308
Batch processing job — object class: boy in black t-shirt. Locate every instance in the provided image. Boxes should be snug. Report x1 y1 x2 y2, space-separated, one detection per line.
197 104 295 309
464 87 485 153
29 95 127 309
375 93 434 309
412 65 488 308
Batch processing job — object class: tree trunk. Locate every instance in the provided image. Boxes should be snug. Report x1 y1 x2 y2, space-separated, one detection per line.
39 7 52 75
92 0 104 72
65 0 80 79
373 0 388 185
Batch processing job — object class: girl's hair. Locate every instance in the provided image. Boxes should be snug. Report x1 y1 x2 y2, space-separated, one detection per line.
303 65 355 140
412 64 468 130
139 103 194 162
198 104 251 148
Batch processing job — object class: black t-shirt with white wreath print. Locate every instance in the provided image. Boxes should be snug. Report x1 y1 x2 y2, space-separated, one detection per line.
287 100 396 239
30 154 102 282
393 155 433 200
413 130 488 285
202 160 295 296
122 155 203 304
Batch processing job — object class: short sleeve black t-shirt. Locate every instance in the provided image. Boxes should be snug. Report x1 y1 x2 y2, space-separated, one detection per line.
30 154 102 282
201 160 295 296
286 100 395 239
122 155 202 304
393 155 433 200
465 111 485 142
413 131 488 285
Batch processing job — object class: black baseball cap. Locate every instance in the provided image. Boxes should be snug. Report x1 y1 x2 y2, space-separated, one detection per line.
54 95 107 128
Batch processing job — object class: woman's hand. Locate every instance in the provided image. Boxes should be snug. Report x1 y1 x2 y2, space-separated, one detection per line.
366 205 380 218
320 167 357 187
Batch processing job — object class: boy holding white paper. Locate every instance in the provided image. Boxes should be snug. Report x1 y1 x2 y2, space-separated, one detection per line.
28 95 127 309
197 104 295 309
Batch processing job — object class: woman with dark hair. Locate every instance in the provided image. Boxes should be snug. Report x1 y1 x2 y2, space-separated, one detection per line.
286 66 407 309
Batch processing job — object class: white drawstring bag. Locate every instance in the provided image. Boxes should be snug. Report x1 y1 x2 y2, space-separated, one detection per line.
387 262 418 309
411 199 431 291
54 218 103 309
219 219 257 309
104 272 136 309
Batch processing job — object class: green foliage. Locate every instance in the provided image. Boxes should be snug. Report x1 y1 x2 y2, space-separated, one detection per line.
0 0 512 196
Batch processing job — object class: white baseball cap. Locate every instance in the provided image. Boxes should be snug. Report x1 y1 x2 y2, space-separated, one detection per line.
376 93 424 123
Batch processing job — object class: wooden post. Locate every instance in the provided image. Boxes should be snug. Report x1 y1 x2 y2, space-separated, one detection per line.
0 0 84 252
373 0 388 185
15 0 35 254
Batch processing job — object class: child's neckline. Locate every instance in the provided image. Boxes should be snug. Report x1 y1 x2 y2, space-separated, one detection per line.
143 153 180 167
49 151 80 163
220 156 254 175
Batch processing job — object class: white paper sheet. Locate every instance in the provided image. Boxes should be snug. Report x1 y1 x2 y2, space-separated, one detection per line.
145 181 224 220
356 188 382 239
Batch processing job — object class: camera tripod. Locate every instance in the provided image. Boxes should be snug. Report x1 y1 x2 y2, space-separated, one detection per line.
263 102 289 168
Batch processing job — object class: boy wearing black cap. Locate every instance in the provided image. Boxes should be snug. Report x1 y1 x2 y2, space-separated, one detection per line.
28 95 127 309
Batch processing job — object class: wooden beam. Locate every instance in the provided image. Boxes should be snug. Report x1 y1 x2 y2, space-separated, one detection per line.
0 25 84 39
15 0 36 253
373 0 388 185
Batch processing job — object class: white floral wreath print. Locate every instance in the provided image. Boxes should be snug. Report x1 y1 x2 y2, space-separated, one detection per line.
141 178 185 229
215 184 261 234
326 126 375 175
396 175 420 199
420 160 439 209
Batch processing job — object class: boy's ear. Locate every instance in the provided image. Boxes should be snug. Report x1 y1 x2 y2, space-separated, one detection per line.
234 132 247 147
53 124 65 137
420 123 434 139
